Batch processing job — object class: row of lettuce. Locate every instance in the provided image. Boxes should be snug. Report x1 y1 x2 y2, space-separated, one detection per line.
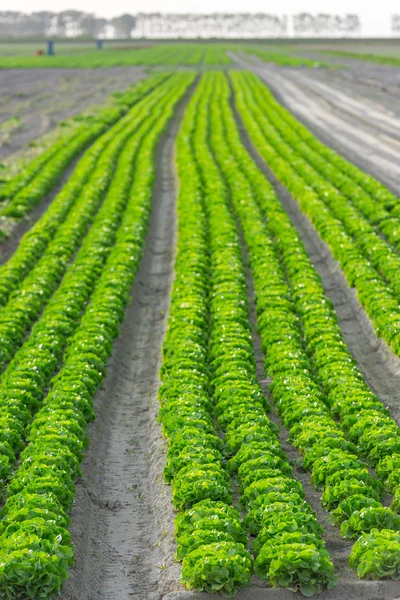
242 46 330 68
231 71 400 511
0 78 178 380
0 73 195 597
224 72 400 569
0 74 169 222
244 70 400 289
159 74 337 597
0 74 185 386
232 70 400 358
230 70 400 506
159 71 400 597
0 45 231 69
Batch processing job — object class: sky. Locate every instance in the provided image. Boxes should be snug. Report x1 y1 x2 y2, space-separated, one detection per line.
3 0 399 36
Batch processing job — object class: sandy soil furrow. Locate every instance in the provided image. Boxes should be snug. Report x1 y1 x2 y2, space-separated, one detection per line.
297 52 400 112
286 75 400 137
59 84 196 600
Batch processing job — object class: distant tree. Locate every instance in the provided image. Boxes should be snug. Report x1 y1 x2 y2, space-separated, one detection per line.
0 10 361 39
0 11 27 36
339 14 361 34
54 10 86 37
392 14 400 32
81 15 108 38
111 14 136 38
293 12 360 36
21 11 52 35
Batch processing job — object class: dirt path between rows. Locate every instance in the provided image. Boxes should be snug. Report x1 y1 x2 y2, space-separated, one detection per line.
231 54 400 195
59 83 196 600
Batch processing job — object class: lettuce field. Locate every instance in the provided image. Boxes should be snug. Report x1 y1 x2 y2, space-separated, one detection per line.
0 43 399 600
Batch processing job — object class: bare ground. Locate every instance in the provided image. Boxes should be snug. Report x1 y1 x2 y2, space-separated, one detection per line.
0 67 144 160
59 83 193 600
297 50 400 110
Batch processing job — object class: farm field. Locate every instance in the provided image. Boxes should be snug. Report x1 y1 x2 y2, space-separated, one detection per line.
0 41 399 599
0 43 232 67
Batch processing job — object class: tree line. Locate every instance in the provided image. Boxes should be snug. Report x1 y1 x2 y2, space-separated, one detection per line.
0 11 135 38
0 11 364 39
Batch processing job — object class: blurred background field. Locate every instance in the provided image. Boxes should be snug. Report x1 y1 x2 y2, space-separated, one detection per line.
0 38 399 67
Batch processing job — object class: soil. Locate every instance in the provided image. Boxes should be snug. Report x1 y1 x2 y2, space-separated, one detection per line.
299 50 400 106
0 67 144 160
59 83 194 600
